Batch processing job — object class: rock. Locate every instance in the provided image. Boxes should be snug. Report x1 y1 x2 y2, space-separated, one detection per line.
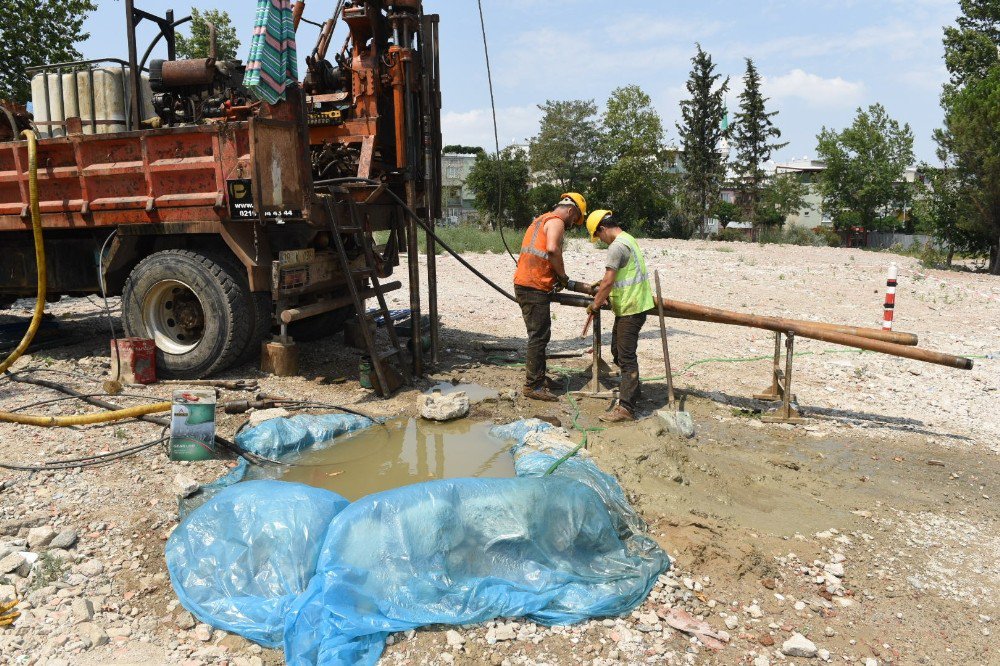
486 623 516 643
656 410 695 438
176 611 197 630
747 604 764 619
48 529 78 550
107 625 133 638
753 657 771 666
71 598 94 624
759 634 775 647
26 526 57 549
781 632 818 658
0 552 24 575
724 616 739 630
818 648 831 660
77 622 109 648
824 562 845 577
794 601 807 611
174 474 200 498
445 629 465 648
77 559 105 578
824 626 836 637
419 391 469 422
248 407 291 427
194 623 213 642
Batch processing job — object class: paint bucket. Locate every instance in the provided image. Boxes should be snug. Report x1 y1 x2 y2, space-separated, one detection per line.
169 390 218 461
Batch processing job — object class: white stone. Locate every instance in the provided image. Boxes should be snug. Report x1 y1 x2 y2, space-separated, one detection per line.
419 391 470 422
824 562 845 577
194 623 213 642
753 657 771 666
248 408 291 427
818 648 831 661
48 529 78 550
71 598 94 624
26 526 57 549
77 559 105 578
794 601 806 611
173 474 200 497
176 611 196 630
445 629 465 648
781 633 818 658
747 604 764 619
77 622 109 648
0 553 24 575
724 616 739 630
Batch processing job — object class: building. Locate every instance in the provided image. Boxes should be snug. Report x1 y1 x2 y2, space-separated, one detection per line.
773 159 830 229
441 152 478 224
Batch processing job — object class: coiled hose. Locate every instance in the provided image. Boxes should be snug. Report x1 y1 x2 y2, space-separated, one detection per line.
0 131 171 427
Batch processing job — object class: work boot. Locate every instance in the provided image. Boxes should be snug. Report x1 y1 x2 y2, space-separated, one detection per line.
544 375 566 390
523 386 559 402
599 406 635 423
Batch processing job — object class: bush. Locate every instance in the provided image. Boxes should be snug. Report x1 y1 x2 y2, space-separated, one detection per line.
813 226 841 247
713 228 750 242
917 242 947 269
758 226 823 247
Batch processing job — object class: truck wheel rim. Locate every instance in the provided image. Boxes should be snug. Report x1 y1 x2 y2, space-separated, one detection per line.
142 280 205 355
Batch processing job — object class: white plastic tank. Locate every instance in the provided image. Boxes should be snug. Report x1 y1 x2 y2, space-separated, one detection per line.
32 67 155 136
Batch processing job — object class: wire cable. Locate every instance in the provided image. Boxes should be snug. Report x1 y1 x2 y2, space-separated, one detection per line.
476 0 517 263
98 229 121 380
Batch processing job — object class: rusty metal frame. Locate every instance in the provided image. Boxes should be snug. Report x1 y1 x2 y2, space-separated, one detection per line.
757 331 807 424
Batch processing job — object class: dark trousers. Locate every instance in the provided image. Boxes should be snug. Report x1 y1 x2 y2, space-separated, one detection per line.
611 311 647 413
515 285 551 389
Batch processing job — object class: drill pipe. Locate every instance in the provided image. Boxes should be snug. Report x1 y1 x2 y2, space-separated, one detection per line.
563 281 918 346
551 293 972 371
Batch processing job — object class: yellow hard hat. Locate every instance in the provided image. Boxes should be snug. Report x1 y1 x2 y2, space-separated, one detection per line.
559 192 587 221
586 210 612 242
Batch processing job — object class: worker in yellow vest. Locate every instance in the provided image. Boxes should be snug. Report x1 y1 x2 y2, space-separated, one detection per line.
586 210 656 422
513 192 587 401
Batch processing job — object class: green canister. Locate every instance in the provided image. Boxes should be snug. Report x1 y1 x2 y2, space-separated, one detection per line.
169 389 218 461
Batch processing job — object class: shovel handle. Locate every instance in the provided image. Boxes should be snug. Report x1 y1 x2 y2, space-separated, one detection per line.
580 311 595 339
655 270 676 409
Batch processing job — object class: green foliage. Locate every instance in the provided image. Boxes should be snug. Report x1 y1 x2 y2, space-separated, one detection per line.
813 226 842 247
712 200 740 227
592 86 676 235
732 58 787 224
29 552 66 592
175 8 241 61
714 228 750 242
529 100 600 192
677 45 730 237
815 103 915 232
527 183 562 216
758 226 823 247
465 146 532 228
443 145 484 155
0 0 96 103
758 173 809 226
912 164 981 266
936 0 1000 273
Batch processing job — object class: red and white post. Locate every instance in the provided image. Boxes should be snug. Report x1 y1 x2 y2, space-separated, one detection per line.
882 263 898 331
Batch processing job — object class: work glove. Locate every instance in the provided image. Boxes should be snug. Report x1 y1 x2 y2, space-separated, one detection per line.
586 303 598 315
553 274 570 293
0 598 20 627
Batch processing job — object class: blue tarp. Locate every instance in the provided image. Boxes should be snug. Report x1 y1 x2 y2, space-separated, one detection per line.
166 417 670 665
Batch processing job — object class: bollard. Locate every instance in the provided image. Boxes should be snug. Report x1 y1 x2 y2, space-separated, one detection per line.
883 263 898 331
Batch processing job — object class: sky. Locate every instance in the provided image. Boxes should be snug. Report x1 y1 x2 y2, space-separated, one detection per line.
79 0 961 163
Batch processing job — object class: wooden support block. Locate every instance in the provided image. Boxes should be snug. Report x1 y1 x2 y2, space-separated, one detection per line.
260 339 299 377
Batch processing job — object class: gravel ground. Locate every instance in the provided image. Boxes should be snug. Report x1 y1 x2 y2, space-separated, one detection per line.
0 239 996 665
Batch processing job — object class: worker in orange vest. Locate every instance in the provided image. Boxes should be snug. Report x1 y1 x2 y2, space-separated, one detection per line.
513 192 587 401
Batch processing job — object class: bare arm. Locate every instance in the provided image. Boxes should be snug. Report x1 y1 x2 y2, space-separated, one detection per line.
592 268 616 310
545 218 567 279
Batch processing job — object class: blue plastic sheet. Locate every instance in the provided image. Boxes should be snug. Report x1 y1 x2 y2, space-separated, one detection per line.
166 417 670 664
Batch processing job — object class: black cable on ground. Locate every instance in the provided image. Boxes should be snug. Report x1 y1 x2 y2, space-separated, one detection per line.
476 0 517 264
314 179 517 302
0 434 168 472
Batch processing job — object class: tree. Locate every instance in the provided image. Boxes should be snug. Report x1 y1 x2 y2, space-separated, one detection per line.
592 86 675 234
815 103 915 232
529 100 600 192
443 145 484 155
936 0 1000 273
465 146 532 228
732 58 787 226
677 45 730 237
758 173 809 226
913 164 980 267
0 0 96 104
712 201 739 228
527 183 562 217
175 8 241 61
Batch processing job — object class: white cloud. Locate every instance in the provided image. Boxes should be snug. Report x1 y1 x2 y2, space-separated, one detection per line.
441 106 542 149
764 69 865 108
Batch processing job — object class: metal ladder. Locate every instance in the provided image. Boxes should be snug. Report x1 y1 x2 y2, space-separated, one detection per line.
323 195 409 396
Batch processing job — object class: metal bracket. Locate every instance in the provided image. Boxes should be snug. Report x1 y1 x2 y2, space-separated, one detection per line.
758 331 806 424
572 308 618 400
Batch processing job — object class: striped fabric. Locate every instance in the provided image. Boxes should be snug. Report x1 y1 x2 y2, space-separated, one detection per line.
243 0 299 104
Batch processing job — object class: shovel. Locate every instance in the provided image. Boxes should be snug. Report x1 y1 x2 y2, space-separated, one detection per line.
654 270 694 438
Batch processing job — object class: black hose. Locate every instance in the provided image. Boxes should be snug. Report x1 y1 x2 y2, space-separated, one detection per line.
0 435 168 472
475 0 517 264
139 16 193 71
314 179 516 302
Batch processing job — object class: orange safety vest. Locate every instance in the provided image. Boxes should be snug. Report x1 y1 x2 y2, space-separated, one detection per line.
513 212 562 292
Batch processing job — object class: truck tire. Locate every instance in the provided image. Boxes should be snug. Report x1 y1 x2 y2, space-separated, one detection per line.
288 305 354 342
121 250 253 378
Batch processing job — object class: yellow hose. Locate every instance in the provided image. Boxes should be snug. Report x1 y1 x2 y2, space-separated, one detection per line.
0 132 173 428
0 131 46 374
0 402 172 427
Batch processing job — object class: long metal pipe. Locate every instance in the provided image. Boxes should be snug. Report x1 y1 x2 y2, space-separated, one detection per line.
552 292 972 370
564 280 918 346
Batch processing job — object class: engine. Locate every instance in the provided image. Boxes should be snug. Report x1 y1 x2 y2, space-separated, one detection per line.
148 58 252 126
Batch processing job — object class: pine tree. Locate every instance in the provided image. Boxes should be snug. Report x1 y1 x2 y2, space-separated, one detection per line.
732 58 787 226
175 8 241 61
677 45 729 237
